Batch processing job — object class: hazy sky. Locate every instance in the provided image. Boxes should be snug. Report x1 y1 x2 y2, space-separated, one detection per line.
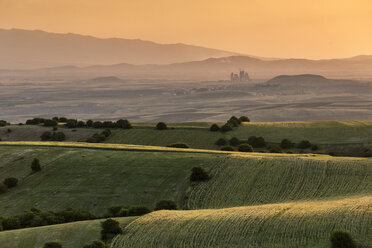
1 0 371 59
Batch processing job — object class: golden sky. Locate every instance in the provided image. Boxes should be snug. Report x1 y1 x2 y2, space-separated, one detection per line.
1 0 371 59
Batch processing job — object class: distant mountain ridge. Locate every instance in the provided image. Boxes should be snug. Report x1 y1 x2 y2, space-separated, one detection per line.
0 29 240 69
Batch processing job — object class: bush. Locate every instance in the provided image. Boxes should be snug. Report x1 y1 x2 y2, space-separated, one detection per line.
229 137 241 146
247 136 266 148
156 122 167 130
167 143 190 148
215 138 227 146
227 116 241 127
220 123 232 132
83 240 107 248
31 158 41 172
87 133 106 143
209 124 220 131
3 177 18 188
190 166 209 182
53 127 58 131
41 131 52 141
51 132 66 141
128 205 151 216
155 199 177 210
2 216 21 230
221 145 234 151
43 242 63 248
43 119 57 127
116 119 132 129
0 183 7 194
107 206 123 217
297 140 312 149
239 116 250 122
311 144 319 151
280 139 294 149
101 218 122 240
0 120 8 126
102 129 111 137
7 128 12 133
269 146 283 153
77 121 86 127
238 144 253 152
330 230 357 248
92 121 103 128
87 120 93 127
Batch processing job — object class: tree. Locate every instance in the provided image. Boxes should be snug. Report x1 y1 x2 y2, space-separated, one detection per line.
116 119 132 129
43 242 63 248
155 199 177 210
3 178 18 188
43 119 57 127
220 123 232 132
83 240 107 248
166 143 190 148
31 158 41 172
239 116 250 122
190 166 209 182
221 146 234 151
297 140 312 149
227 116 241 127
128 206 151 216
77 121 86 127
215 138 227 146
269 146 283 153
230 137 241 146
156 122 167 130
238 144 253 152
280 139 294 149
51 132 66 141
330 230 357 248
87 120 93 127
40 131 52 141
101 218 122 240
210 124 220 131
247 136 266 148
92 121 103 128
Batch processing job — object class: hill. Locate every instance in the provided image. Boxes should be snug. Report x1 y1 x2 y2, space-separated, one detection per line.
0 217 136 248
112 196 372 248
0 28 238 69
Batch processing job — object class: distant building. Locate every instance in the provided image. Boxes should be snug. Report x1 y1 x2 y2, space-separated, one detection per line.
230 70 250 82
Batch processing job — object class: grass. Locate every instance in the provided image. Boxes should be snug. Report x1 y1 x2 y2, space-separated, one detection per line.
0 217 136 248
0 145 221 216
186 155 372 209
112 196 372 248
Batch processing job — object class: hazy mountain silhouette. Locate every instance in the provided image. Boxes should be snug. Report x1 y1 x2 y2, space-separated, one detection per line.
0 29 239 69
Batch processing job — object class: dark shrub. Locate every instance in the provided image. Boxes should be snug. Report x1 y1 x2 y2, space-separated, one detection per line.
227 116 240 127
116 119 132 129
297 140 312 149
269 146 283 153
311 144 319 151
0 183 7 194
43 242 62 248
7 128 11 133
26 118 44 125
56 209 94 223
155 199 177 210
52 117 59 122
128 206 151 216
31 158 41 172
190 166 209 182
118 208 129 217
51 132 66 141
229 137 240 146
280 139 294 149
66 120 77 128
247 136 266 148
77 121 86 127
156 122 167 130
238 144 253 152
41 131 52 141
0 120 8 126
210 124 220 131
167 143 190 148
102 121 114 128
2 216 21 230
43 119 57 127
101 218 122 240
330 230 357 248
86 120 93 127
83 240 107 248
102 129 111 137
215 138 227 146
220 123 232 132
3 177 18 188
53 127 58 131
87 133 106 143
107 205 123 217
59 117 68 123
221 145 234 151
239 116 250 122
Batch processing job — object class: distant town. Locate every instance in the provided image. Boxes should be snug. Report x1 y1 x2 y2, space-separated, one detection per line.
230 70 250 82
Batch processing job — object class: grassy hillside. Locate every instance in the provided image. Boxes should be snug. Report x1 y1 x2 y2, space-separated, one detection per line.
186 155 372 209
0 145 221 216
112 196 372 248
0 217 136 248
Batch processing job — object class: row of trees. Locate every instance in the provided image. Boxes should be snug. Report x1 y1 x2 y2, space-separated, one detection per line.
210 116 250 133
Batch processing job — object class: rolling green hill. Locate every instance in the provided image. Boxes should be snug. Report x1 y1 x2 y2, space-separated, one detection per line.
0 217 136 248
112 196 372 248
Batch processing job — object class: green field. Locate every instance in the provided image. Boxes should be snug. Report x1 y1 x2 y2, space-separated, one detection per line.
112 196 372 248
0 217 136 248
